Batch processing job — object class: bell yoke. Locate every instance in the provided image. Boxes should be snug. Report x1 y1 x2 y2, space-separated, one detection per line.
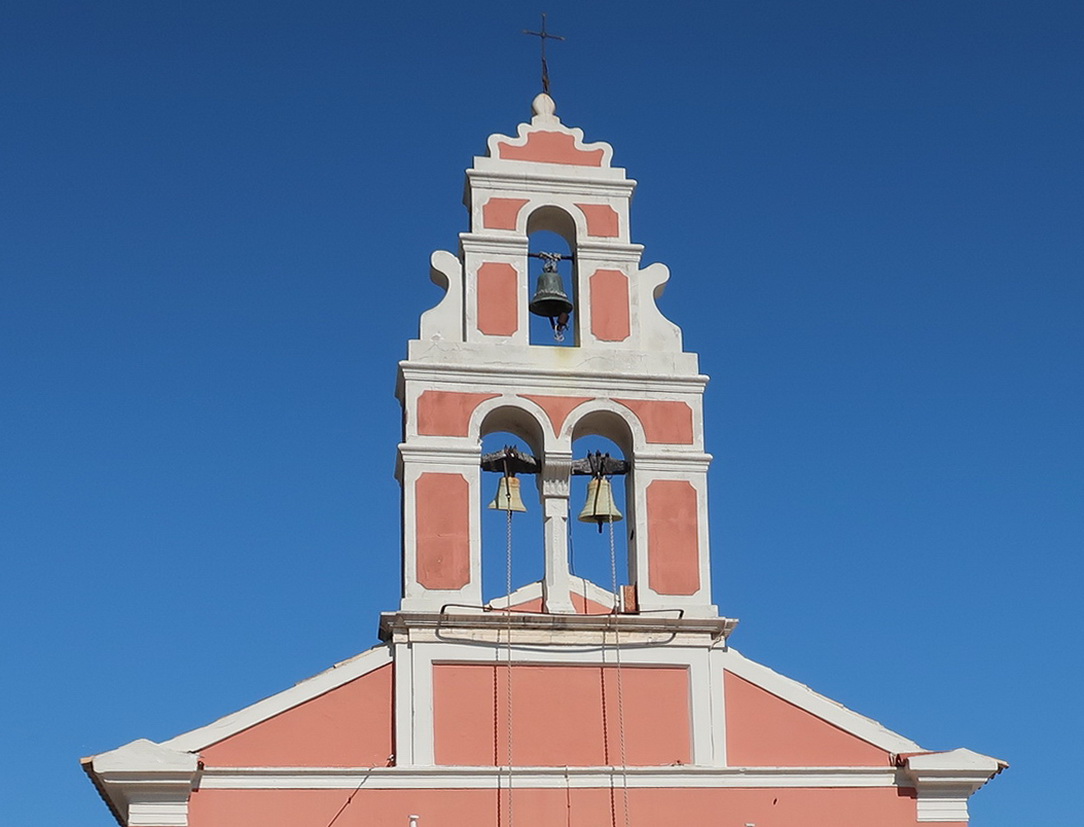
482 446 627 528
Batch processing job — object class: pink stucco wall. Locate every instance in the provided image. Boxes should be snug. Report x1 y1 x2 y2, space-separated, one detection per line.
725 671 891 767
481 197 528 230
507 591 612 614
432 664 691 767
520 394 590 434
613 398 694 444
188 787 960 827
416 391 498 436
199 664 393 767
576 203 620 237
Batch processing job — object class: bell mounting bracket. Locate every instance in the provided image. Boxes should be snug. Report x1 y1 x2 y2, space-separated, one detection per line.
480 447 629 478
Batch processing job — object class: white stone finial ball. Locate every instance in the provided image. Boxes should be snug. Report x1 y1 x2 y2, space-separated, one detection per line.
532 93 557 120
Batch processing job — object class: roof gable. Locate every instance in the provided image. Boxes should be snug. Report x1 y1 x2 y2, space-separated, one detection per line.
721 648 924 758
161 645 392 754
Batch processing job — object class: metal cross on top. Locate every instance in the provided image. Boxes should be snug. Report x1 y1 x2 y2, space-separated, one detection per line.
522 13 565 94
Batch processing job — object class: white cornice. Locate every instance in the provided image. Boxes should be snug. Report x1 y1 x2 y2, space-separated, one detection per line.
87 740 200 827
378 610 737 645
633 452 713 473
398 442 481 463
901 749 1007 822
398 361 708 394
466 166 636 195
458 233 529 255
197 764 900 791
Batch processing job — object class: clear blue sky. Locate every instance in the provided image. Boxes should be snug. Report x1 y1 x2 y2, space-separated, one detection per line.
2 2 1081 825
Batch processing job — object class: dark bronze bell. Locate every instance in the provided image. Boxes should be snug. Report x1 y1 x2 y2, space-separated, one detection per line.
528 260 574 319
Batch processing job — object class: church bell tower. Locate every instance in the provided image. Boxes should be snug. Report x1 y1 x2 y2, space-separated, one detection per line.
397 91 715 619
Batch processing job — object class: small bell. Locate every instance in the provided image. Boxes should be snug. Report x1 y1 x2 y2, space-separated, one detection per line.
578 477 623 531
488 476 527 512
528 259 574 319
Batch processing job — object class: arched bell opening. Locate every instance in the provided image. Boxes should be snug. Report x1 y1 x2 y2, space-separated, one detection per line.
568 410 635 610
526 206 578 348
478 406 546 608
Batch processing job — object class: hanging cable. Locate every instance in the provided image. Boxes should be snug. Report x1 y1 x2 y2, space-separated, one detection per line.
504 495 515 827
608 514 631 827
322 762 381 827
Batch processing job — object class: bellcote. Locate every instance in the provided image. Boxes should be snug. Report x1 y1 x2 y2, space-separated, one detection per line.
397 96 716 619
411 93 692 366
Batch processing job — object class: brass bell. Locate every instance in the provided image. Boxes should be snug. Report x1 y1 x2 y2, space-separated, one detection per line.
528 260 574 319
578 477 623 530
488 476 527 512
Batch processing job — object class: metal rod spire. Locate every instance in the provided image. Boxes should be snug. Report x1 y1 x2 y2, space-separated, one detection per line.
522 13 565 94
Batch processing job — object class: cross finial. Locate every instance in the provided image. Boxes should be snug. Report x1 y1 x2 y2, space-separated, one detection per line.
522 13 564 94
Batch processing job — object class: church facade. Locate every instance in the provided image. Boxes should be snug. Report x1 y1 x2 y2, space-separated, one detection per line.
83 94 1004 827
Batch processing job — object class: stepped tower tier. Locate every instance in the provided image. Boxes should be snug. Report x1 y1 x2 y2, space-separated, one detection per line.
398 93 715 618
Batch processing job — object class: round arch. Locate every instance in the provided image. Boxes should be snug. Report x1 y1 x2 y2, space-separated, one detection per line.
524 203 581 247
472 396 549 458
562 400 646 457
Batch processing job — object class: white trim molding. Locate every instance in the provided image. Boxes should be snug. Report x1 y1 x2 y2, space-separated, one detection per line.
85 739 200 827
900 748 1008 822
197 763 902 791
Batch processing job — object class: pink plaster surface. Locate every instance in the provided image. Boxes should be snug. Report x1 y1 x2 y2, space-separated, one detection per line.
506 595 543 612
496 131 605 166
724 671 892 767
417 390 499 437
481 197 529 230
571 589 613 614
506 590 612 614
415 473 471 590
188 786 947 827
576 203 620 237
520 394 591 434
646 480 700 595
199 665 392 767
476 262 519 336
432 664 690 767
613 398 694 444
589 269 631 341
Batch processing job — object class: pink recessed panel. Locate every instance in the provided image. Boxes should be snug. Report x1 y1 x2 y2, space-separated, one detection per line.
507 591 612 615
476 262 519 336
520 394 591 434
199 664 392 768
496 131 605 166
590 269 631 341
433 664 690 767
724 671 892 767
416 390 499 437
576 203 620 237
614 398 694 444
646 480 700 595
415 473 471 590
482 197 529 230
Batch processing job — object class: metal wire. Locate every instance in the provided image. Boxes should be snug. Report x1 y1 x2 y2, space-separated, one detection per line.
504 505 515 827
608 515 631 827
